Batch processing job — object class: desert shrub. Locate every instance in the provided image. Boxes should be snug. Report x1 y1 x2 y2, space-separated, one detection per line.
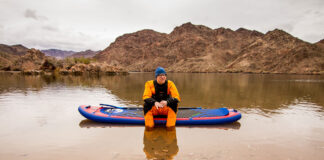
74 57 91 64
64 57 92 65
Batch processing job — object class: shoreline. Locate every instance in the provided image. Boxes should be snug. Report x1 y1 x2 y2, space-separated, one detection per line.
0 70 129 76
1 70 323 76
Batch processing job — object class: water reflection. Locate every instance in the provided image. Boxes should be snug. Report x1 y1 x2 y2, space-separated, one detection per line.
184 122 242 130
1 72 324 160
143 127 178 160
79 119 142 128
78 119 241 130
1 72 324 113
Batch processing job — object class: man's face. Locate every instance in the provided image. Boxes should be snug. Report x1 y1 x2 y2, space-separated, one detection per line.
156 74 166 84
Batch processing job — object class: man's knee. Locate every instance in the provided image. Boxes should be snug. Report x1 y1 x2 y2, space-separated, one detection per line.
168 102 178 113
143 102 154 115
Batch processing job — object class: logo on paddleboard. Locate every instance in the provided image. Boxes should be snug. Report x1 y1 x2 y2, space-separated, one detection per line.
112 109 123 113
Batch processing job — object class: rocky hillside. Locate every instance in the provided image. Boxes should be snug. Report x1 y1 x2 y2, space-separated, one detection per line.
0 44 29 70
0 44 126 75
11 48 46 71
1 44 48 71
0 44 29 56
95 22 324 74
315 39 324 50
226 29 324 73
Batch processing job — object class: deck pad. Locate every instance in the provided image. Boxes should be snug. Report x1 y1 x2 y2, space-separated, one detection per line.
102 107 229 118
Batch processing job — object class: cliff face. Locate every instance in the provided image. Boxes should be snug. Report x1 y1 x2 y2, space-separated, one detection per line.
95 22 324 74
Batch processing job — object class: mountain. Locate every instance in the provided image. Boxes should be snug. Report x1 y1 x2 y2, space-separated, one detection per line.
0 44 29 56
315 39 324 50
0 44 49 72
94 22 324 74
226 29 324 73
68 50 100 58
41 49 99 59
0 44 29 70
41 49 75 59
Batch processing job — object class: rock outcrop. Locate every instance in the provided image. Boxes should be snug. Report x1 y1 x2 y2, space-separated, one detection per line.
95 22 324 74
59 63 127 75
11 48 45 72
1 45 126 75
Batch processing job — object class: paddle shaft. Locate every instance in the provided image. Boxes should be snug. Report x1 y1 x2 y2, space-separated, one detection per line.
99 104 202 110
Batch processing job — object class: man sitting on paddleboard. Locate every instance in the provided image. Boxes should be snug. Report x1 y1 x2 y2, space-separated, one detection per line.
143 67 181 128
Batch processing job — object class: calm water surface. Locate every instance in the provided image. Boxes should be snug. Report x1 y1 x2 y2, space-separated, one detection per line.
0 72 323 160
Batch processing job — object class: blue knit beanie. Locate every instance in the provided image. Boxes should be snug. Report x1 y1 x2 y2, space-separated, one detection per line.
155 67 166 77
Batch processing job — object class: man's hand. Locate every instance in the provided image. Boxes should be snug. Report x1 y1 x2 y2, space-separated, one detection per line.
160 100 168 107
154 102 163 109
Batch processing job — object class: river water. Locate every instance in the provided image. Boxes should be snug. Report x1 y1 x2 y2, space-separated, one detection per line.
0 72 323 160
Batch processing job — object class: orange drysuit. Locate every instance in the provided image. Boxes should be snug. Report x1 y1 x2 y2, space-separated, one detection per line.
143 80 180 127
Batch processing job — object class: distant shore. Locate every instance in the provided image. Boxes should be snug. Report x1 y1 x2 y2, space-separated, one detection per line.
0 70 129 76
1 70 322 76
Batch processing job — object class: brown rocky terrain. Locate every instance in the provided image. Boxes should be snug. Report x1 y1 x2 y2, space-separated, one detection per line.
95 22 324 74
0 44 29 70
11 48 45 72
59 62 127 75
0 44 126 75
0 44 29 56
226 30 324 73
315 39 324 50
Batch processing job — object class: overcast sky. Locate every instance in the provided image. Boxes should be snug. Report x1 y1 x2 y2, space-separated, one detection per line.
0 0 323 51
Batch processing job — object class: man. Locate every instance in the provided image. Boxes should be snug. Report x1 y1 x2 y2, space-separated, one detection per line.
143 67 180 128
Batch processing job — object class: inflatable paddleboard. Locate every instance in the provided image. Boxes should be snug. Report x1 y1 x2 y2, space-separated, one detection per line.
78 104 241 125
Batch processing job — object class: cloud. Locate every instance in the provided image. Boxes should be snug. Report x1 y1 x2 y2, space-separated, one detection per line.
278 23 296 33
0 24 3 38
41 25 58 32
24 9 47 21
24 9 37 19
303 33 324 43
1 0 323 50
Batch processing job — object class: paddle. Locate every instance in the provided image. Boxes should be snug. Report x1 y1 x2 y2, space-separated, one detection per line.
99 104 202 110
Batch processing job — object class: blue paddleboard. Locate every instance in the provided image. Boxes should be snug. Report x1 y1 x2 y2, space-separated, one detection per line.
78 104 241 125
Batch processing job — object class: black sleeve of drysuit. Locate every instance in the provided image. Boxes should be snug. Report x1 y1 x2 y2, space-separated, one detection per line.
144 98 156 106
167 97 179 106
143 98 156 115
